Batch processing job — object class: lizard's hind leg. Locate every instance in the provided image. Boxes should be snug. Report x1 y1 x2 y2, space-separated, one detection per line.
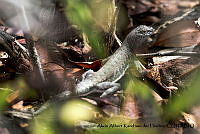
96 82 120 98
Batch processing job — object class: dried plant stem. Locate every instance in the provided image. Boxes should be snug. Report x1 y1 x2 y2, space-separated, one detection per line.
24 34 46 84
137 51 200 58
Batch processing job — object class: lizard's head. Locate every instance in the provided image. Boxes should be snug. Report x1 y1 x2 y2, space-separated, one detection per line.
134 25 155 37
124 25 154 49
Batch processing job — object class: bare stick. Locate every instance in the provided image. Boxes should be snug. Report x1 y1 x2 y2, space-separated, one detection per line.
24 34 46 83
136 51 200 58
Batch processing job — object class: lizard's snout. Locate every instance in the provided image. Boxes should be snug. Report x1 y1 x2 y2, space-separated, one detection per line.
147 27 155 35
144 26 155 36
135 25 155 36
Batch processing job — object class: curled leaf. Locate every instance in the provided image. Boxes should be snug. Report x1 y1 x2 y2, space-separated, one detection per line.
153 20 200 47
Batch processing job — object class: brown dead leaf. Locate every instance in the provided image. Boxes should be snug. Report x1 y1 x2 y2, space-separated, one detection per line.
153 20 200 47
182 112 198 128
70 59 102 71
0 51 8 59
19 123 29 128
66 68 82 77
123 0 161 25
16 39 26 44
0 19 4 26
81 98 97 105
159 0 180 15
0 128 9 134
191 105 200 127
121 94 140 120
178 1 199 8
142 71 171 99
160 58 200 86
151 90 163 103
0 61 3 67
11 101 32 111
6 90 20 104
146 66 161 84
145 56 200 98
0 51 8 67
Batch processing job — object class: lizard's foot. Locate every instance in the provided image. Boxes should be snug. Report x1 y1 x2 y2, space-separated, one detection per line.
96 82 120 98
82 70 94 80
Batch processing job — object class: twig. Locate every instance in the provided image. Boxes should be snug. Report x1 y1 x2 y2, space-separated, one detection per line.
14 40 29 56
136 51 200 58
24 34 46 84
33 90 72 115
75 121 98 129
111 0 122 46
5 110 33 120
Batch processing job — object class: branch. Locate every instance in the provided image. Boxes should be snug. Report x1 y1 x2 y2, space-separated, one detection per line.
136 51 200 58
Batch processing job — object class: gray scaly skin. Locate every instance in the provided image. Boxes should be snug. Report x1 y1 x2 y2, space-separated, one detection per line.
76 25 155 98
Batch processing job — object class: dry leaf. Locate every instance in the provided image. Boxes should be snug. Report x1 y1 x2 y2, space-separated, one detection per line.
151 90 163 103
121 94 140 120
0 51 8 59
20 123 29 128
70 59 102 71
153 20 200 47
11 101 32 111
182 112 198 128
6 90 20 103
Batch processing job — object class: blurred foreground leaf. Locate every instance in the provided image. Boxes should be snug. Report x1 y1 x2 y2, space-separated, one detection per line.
59 99 97 126
66 0 107 58
124 63 153 99
0 77 32 111
31 107 56 134
86 127 157 134
0 88 11 111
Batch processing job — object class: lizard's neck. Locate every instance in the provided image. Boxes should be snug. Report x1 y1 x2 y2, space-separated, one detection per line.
121 37 140 54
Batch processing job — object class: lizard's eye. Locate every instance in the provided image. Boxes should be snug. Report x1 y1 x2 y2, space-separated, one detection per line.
138 30 147 35
140 29 154 36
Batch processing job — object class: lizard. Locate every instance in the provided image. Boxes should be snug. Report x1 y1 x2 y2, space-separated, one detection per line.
76 25 155 98
4 25 154 117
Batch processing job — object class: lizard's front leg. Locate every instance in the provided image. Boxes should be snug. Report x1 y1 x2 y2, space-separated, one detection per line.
82 69 94 80
96 82 120 98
